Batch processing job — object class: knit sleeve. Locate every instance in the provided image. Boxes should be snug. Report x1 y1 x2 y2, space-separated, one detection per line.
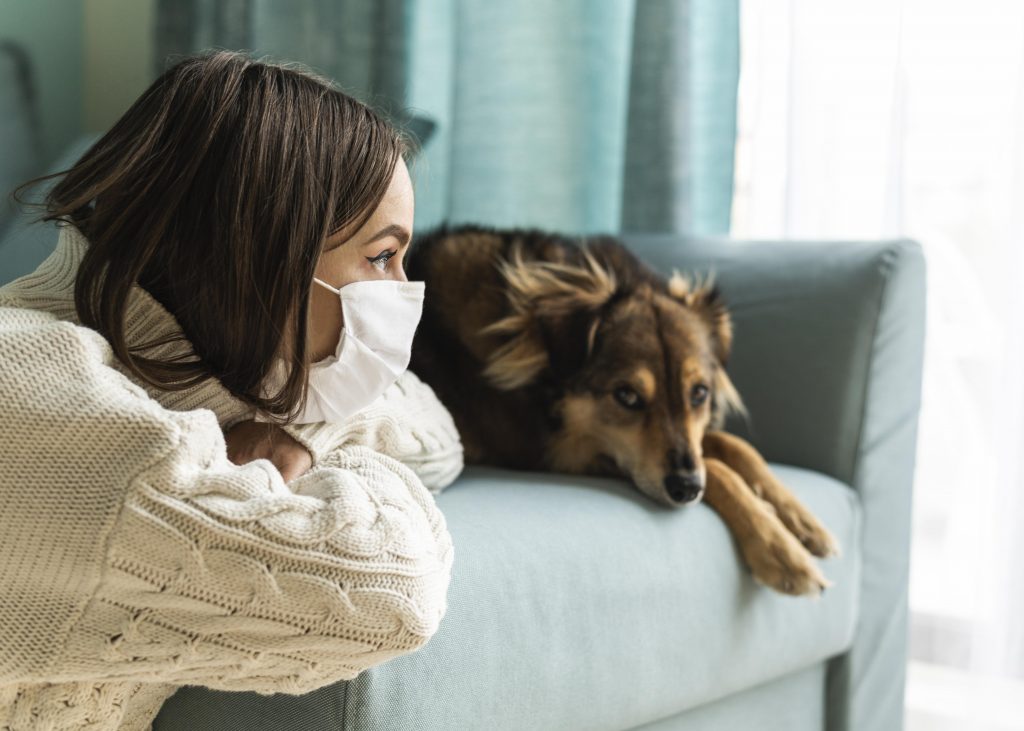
68 406 456 696
0 312 454 697
279 369 465 495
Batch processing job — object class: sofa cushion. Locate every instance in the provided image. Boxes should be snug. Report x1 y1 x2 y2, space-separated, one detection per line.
154 462 860 731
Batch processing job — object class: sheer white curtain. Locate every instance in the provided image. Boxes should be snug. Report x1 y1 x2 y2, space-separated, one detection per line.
732 0 1024 684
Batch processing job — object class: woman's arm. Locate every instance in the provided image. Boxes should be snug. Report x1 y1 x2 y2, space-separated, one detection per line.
86 410 455 694
280 369 465 495
0 313 454 696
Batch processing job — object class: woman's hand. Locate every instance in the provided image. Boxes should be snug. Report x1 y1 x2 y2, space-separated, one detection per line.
224 419 313 483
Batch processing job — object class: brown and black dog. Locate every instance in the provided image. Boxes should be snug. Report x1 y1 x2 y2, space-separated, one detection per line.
406 223 839 596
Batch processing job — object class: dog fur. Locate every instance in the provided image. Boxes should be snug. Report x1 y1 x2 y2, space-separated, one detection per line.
405 223 839 596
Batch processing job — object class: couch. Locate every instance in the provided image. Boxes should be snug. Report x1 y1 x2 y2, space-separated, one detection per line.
1 129 925 730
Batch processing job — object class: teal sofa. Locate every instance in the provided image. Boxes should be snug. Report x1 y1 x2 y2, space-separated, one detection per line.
1 132 926 731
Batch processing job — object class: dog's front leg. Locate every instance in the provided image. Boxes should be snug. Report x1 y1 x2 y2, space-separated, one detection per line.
704 457 832 597
702 431 840 558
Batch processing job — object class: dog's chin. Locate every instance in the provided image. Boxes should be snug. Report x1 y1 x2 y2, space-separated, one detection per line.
592 454 704 509
590 453 625 477
680 486 706 506
639 474 706 509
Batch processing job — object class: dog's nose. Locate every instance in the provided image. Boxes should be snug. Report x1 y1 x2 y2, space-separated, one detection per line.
664 473 702 503
667 448 696 473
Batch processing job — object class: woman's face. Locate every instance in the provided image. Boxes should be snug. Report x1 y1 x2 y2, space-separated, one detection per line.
308 157 414 362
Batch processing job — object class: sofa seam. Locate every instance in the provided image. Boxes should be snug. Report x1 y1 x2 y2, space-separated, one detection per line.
845 239 910 491
826 238 921 725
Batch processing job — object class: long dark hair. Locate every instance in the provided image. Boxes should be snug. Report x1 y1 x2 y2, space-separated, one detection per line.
10 49 413 423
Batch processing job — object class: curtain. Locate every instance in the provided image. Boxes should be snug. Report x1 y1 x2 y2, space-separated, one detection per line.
152 0 739 237
733 0 1024 696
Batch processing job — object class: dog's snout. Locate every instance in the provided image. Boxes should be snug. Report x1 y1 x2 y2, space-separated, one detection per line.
667 448 696 473
664 473 703 503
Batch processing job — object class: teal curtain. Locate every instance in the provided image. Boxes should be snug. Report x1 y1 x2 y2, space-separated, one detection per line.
155 0 739 237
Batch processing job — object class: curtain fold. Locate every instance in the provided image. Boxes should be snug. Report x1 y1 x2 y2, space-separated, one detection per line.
623 0 739 235
153 0 739 236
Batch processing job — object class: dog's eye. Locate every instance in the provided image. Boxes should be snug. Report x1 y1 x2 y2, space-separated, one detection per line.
613 386 645 410
690 384 710 408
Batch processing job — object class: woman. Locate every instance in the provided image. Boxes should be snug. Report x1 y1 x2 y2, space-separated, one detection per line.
0 50 462 730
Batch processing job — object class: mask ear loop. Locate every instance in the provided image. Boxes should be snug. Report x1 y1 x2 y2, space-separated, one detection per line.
312 276 348 342
312 277 342 295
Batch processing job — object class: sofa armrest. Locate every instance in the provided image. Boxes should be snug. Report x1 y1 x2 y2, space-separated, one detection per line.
618 234 926 487
620 232 927 731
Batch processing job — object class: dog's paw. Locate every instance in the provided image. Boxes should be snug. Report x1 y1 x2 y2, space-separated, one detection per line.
740 508 833 597
772 498 841 559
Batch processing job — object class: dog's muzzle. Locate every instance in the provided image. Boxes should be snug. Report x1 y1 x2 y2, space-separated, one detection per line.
664 473 703 504
665 448 703 503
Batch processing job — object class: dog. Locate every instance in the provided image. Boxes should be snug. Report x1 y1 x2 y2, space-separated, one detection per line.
405 223 839 596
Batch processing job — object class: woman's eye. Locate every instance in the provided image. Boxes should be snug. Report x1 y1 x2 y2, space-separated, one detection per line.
690 384 709 408
613 386 645 410
367 250 396 270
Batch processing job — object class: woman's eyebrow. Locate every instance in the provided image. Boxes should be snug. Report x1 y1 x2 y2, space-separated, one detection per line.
362 224 411 248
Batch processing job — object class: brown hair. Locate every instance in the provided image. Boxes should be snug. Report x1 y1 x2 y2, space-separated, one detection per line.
10 49 414 423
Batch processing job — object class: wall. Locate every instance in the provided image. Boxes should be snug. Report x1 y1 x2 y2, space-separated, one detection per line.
83 0 155 134
0 0 156 170
0 0 84 166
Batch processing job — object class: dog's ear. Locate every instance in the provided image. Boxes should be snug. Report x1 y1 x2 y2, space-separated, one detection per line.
667 270 746 425
478 243 618 390
667 270 733 365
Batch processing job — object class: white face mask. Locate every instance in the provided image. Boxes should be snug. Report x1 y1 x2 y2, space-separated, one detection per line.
256 275 426 424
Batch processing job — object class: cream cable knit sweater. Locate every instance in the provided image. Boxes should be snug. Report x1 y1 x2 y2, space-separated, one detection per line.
0 223 463 730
